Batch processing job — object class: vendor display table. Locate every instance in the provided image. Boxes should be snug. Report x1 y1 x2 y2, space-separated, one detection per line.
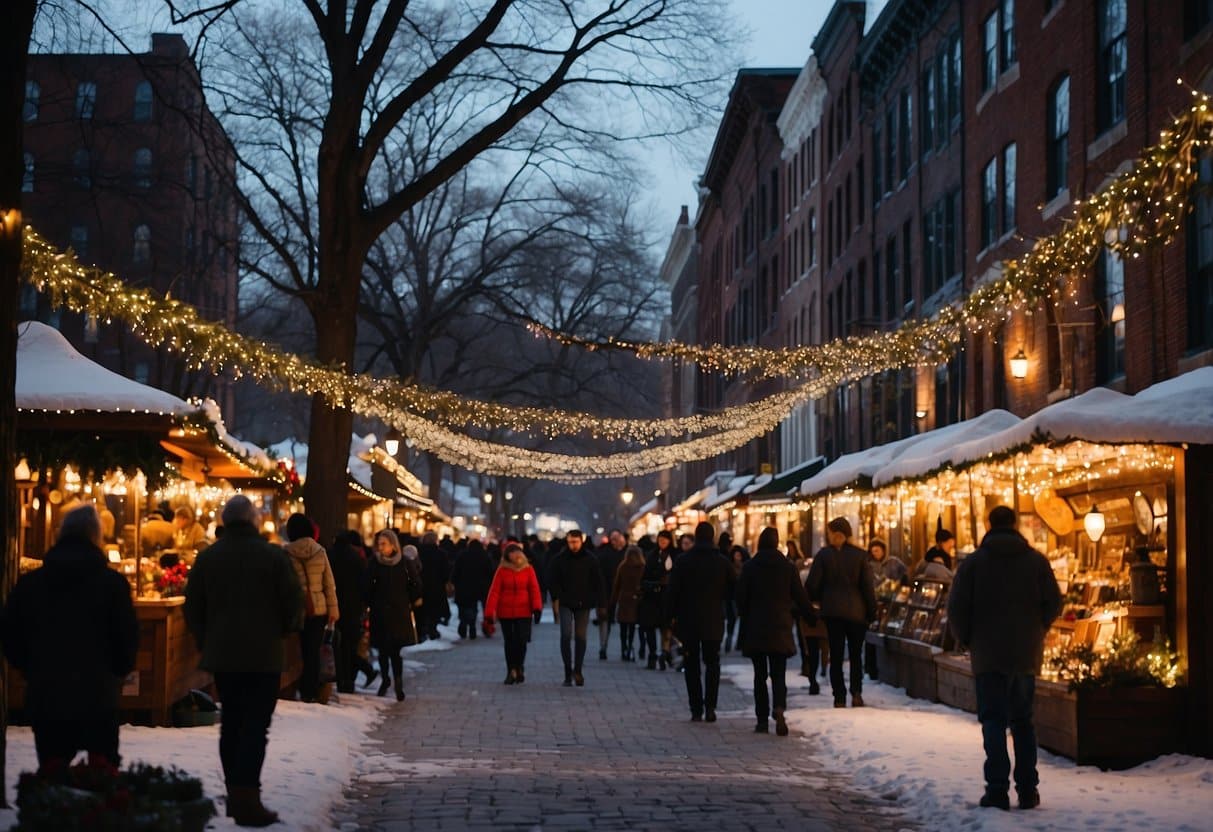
866 631 941 702
6 596 211 727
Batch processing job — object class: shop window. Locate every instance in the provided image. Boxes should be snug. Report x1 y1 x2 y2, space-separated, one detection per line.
133 224 151 265
1186 0 1213 39
133 148 152 189
133 80 153 122
23 80 38 122
1187 154 1213 351
1097 0 1127 131
75 81 96 120
1096 249 1126 382
73 148 91 188
70 225 88 259
1047 76 1070 199
22 153 34 193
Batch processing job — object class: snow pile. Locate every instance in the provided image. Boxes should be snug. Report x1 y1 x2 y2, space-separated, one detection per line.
721 663 1213 831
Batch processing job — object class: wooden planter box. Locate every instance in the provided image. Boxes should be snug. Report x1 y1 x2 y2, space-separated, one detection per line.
935 653 978 713
866 632 940 702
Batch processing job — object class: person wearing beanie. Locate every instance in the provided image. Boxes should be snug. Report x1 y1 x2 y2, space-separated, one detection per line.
484 543 543 684
665 520 735 722
806 517 877 708
184 495 302 826
368 529 422 700
283 513 339 703
923 523 956 570
737 527 815 736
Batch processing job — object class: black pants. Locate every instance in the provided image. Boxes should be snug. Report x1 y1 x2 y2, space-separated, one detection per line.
682 639 721 716
458 604 479 638
640 626 658 658
620 622 636 653
32 714 119 771
298 616 328 701
559 607 590 673
751 653 788 721
976 672 1039 794
214 672 280 789
335 620 363 693
723 600 738 640
378 645 404 692
500 618 532 671
825 618 868 700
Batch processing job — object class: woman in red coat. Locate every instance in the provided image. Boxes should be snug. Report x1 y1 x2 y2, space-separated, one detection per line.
484 542 543 684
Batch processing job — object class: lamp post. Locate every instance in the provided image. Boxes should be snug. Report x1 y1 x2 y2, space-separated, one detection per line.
1009 348 1029 380
384 427 401 457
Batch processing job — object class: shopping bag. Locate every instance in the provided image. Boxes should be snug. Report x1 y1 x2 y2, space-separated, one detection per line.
318 625 337 684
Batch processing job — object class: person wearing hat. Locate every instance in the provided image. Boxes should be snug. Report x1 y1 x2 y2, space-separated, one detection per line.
924 523 956 570
805 517 877 708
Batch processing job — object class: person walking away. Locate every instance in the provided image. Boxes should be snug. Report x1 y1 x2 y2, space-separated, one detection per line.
723 545 749 652
610 545 646 661
368 530 423 701
665 521 734 722
638 530 675 669
737 527 815 736
417 531 450 640
283 514 339 703
329 530 371 694
947 506 1062 811
450 538 494 639
806 517 877 708
595 530 627 660
546 529 604 686
2 505 138 772
484 542 543 684
184 495 302 827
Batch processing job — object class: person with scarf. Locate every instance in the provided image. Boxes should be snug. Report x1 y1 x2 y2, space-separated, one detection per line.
368 530 422 701
283 514 339 703
483 542 543 684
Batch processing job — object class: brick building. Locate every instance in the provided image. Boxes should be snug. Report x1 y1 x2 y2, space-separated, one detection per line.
20 33 238 413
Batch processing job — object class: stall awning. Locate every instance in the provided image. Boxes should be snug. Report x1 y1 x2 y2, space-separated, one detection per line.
671 487 709 513
704 474 755 510
867 409 1021 487
748 456 826 501
628 496 660 525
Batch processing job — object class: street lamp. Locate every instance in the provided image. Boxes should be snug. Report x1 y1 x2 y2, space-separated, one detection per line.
620 480 634 506
384 427 401 457
1009 348 1029 380
483 489 494 505
1084 506 1106 542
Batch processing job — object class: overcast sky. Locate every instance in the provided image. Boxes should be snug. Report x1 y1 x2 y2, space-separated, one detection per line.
640 0 832 244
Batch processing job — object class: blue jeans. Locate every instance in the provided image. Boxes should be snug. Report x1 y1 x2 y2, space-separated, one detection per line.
975 672 1039 794
559 606 590 673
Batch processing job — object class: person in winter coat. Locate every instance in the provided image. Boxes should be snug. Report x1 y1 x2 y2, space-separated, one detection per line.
417 532 450 639
450 538 495 639
546 529 604 686
737 527 816 736
369 529 423 701
638 530 675 669
806 517 877 708
329 530 372 694
484 542 543 684
184 495 302 827
914 548 955 584
869 539 908 585
2 505 138 772
947 506 1062 812
594 530 627 660
665 521 735 722
283 513 339 703
923 526 956 570
723 544 749 653
609 545 646 661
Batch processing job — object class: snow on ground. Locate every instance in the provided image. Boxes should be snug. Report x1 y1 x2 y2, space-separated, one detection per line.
721 662 1213 831
0 620 462 831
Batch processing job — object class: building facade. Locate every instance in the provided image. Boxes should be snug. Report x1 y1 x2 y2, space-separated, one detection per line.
20 33 238 413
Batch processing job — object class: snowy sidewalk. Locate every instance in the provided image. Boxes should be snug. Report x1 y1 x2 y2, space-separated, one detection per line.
721 662 1213 832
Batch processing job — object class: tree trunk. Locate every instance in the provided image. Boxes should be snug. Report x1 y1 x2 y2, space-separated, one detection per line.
0 0 38 806
301 316 357 545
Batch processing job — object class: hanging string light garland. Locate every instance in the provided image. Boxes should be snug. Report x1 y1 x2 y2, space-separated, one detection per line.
19 90 1213 479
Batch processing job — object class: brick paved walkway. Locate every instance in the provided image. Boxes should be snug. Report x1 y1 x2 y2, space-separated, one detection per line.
338 619 910 831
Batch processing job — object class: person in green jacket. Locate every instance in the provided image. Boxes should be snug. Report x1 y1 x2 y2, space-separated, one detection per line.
185 495 302 828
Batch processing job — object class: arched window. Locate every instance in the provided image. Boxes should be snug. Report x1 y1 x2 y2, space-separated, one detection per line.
23 81 39 122
22 153 34 193
133 148 153 189
133 80 153 122
72 148 91 188
75 81 96 120
133 224 151 265
1047 76 1070 199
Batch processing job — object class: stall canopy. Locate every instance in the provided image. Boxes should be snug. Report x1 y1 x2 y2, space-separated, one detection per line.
871 368 1213 488
704 474 755 511
747 456 826 500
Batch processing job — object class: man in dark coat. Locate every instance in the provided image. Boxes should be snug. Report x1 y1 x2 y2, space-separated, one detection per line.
418 531 451 639
806 517 877 708
546 529 604 686
2 505 138 772
185 495 302 827
737 527 815 736
449 539 494 639
948 506 1062 812
594 530 627 660
329 530 371 693
665 521 735 722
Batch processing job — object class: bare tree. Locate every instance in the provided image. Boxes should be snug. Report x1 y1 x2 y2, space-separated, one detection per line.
192 0 735 539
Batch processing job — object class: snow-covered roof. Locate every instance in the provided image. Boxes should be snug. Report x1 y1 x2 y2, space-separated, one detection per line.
870 409 1021 487
16 321 197 416
705 474 755 509
628 496 660 525
742 473 773 494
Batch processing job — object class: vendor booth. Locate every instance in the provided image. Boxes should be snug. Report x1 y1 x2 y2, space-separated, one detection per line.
798 368 1213 766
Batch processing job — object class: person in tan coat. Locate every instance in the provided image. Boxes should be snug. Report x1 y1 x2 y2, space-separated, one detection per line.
283 513 338 703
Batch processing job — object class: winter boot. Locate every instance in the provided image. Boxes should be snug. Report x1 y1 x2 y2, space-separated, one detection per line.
394 676 405 702
228 786 279 827
377 676 391 697
646 654 658 670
